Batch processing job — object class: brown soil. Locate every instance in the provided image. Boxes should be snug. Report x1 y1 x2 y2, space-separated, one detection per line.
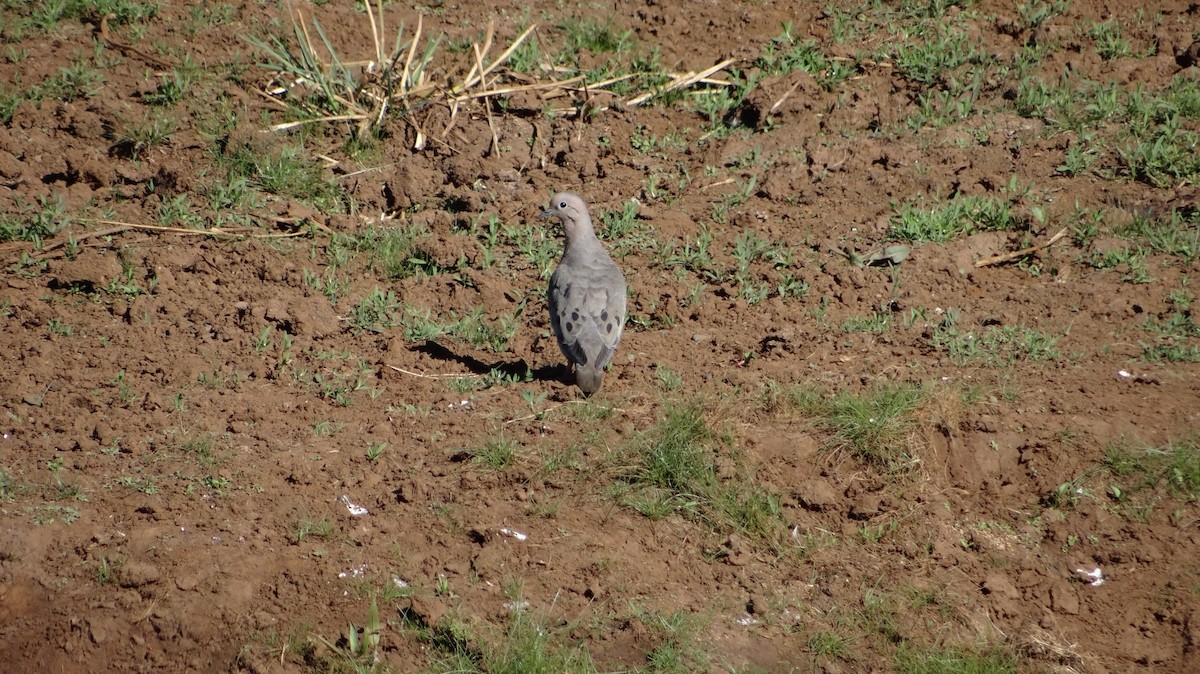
1 1 1199 672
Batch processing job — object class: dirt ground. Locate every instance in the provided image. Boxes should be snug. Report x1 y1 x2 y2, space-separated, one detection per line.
2 0 1199 672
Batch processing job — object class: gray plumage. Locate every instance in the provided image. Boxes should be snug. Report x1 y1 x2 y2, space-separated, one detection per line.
542 192 627 395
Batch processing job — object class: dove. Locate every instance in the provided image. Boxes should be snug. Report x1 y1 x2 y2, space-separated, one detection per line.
541 192 627 395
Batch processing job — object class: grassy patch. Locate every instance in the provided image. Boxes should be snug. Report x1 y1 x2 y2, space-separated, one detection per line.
894 643 1017 674
330 224 453 281
295 517 334 543
216 139 343 211
0 196 71 246
1139 291 1200 363
402 305 522 354
888 194 1027 243
1104 437 1200 506
614 402 784 541
929 311 1061 366
793 384 924 469
463 433 520 471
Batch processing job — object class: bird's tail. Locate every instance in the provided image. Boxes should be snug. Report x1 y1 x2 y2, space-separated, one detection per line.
575 365 604 395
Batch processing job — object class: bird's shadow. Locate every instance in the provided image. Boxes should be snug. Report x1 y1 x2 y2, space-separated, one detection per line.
413 341 569 386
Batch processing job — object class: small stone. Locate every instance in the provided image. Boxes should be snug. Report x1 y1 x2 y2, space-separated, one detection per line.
794 480 838 512
981 571 1020 601
723 533 751 566
1050 583 1079 615
119 561 161 588
848 496 881 520
89 620 109 644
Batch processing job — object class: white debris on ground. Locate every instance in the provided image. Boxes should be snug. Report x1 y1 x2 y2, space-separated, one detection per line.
339 494 369 517
498 527 528 541
1074 566 1105 586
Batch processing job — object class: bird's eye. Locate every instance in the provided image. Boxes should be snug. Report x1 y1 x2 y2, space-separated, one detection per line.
558 201 567 208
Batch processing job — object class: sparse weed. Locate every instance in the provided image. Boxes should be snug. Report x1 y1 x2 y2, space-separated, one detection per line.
465 433 519 470
656 366 683 392
114 113 177 160
893 25 987 86
755 24 855 88
401 304 520 353
844 311 892 334
218 140 343 211
894 643 1017 674
295 517 334 543
366 442 387 462
0 196 70 246
930 311 1060 365
1016 0 1070 32
39 61 104 102
142 61 200 106
348 287 402 333
332 224 450 281
313 598 382 670
615 402 784 541
889 195 1025 243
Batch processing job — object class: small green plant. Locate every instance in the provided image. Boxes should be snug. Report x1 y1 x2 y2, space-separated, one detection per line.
656 366 683 392
1102 438 1200 509
366 442 387 462
218 140 343 211
1016 0 1070 31
754 24 854 87
39 61 104 102
94 556 121 584
348 287 402 333
1139 295 1200 362
0 196 70 246
402 305 521 352
844 311 891 334
142 61 200 106
47 318 75 337
435 573 452 597
930 312 1060 365
313 420 345 436
111 369 136 406
115 474 158 495
1089 19 1135 60
155 192 201 227
632 607 710 672
893 25 986 86
332 224 449 280
519 389 549 416
615 402 784 541
295 517 334 543
466 433 519 470
315 598 382 669
808 631 851 660
253 326 273 353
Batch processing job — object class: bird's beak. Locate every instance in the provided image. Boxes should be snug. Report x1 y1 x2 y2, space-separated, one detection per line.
538 208 556 222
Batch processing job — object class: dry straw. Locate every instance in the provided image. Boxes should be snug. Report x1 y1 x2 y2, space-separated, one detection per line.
248 1 735 152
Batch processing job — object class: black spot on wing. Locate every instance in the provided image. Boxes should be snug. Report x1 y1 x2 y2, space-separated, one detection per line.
565 321 574 333
606 323 613 333
601 309 608 322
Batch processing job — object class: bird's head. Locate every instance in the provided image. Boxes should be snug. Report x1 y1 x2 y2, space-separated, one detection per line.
540 192 594 243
